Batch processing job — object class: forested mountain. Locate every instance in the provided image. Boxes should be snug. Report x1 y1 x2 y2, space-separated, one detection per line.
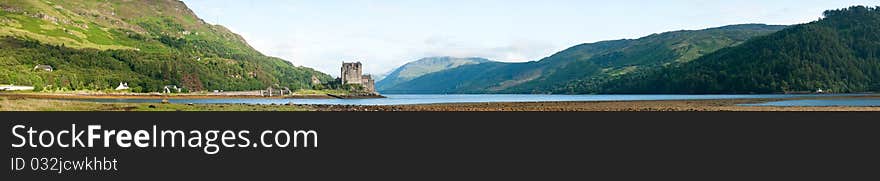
384 24 786 94
600 6 880 94
0 0 331 92
377 57 491 91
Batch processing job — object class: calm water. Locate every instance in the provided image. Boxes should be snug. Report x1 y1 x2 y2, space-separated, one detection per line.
70 94 871 106
741 99 880 107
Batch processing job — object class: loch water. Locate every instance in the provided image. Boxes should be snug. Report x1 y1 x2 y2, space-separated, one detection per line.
71 94 877 106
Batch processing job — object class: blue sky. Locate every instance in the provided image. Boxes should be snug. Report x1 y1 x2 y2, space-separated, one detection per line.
181 0 878 76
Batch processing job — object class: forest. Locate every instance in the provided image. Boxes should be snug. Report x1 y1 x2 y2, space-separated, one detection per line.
0 37 331 92
596 6 880 94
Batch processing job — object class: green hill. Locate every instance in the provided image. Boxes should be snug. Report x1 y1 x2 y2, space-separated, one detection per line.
385 24 786 94
0 0 331 92
377 56 491 92
600 6 880 94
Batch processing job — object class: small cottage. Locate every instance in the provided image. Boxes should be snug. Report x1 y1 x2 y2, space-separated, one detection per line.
163 85 182 94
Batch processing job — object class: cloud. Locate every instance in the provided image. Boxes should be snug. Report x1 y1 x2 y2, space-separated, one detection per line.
248 32 559 77
419 36 556 62
182 0 880 79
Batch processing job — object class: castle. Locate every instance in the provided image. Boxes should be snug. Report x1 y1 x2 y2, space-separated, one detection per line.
341 62 376 93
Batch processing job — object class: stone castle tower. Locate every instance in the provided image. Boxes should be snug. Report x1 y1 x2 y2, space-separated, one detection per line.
341 62 376 93
341 62 363 84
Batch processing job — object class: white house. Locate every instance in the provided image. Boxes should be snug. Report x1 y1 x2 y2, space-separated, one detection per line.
0 84 35 91
115 82 130 90
163 85 182 93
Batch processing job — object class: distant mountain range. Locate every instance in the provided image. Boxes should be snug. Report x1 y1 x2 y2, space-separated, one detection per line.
381 24 788 94
381 6 880 94
0 0 330 92
377 57 492 91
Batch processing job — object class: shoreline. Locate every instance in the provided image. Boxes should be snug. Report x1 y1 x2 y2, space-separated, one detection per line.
0 93 878 111
303 96 880 111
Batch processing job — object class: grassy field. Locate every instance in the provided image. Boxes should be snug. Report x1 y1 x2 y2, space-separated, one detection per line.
0 97 313 111
294 89 358 95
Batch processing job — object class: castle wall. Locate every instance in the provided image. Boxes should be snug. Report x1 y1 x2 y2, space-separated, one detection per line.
362 76 376 93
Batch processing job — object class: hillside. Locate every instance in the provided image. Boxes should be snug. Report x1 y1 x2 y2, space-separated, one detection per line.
600 6 880 94
384 24 786 94
377 57 491 91
0 0 331 92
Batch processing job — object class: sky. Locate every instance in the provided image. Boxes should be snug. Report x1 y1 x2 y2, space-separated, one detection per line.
180 0 878 77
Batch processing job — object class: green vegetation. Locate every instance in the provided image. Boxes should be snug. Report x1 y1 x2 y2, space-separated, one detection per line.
0 0 332 93
0 37 330 92
600 6 880 94
311 78 373 94
382 24 786 94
